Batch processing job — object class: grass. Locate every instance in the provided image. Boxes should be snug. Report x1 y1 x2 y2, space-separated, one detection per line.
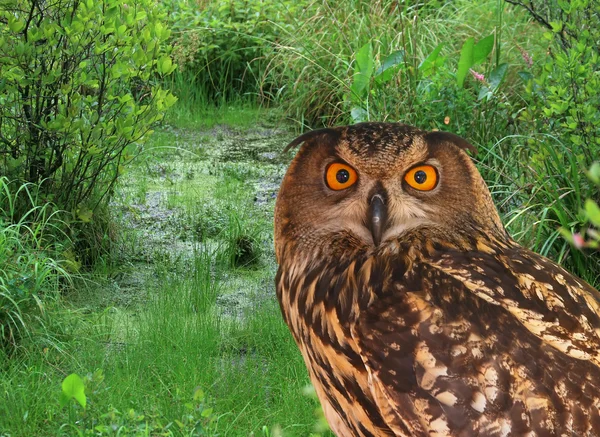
262 0 600 287
0 178 73 352
0 265 315 435
478 132 600 286
0 108 322 436
266 0 545 131
164 71 274 130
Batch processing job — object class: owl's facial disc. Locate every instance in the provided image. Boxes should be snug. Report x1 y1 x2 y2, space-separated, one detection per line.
275 123 508 259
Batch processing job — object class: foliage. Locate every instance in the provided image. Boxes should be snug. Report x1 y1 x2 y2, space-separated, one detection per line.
58 370 218 436
509 0 600 284
517 0 599 155
2 2 600 435
163 0 308 104
346 33 508 128
263 0 599 283
0 119 318 435
0 0 177 220
0 177 72 350
265 0 536 138
560 162 600 256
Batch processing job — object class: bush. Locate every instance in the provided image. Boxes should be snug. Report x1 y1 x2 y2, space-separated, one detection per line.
507 0 600 284
517 0 600 156
163 0 308 105
0 0 177 220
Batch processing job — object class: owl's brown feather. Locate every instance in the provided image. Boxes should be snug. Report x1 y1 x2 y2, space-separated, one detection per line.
274 123 600 436
353 233 600 435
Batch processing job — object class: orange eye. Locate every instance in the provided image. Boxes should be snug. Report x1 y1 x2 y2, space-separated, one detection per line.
404 165 438 191
326 163 358 191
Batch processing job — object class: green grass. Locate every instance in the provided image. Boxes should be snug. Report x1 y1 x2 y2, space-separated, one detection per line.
266 0 545 130
0 108 322 436
262 0 600 287
164 71 274 130
0 177 73 352
0 256 315 435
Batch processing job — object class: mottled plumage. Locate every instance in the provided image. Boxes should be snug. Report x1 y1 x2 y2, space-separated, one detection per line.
274 123 600 436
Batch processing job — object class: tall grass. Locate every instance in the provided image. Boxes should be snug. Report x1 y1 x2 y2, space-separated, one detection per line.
264 0 543 133
257 0 599 285
164 71 269 128
0 177 72 352
0 246 316 435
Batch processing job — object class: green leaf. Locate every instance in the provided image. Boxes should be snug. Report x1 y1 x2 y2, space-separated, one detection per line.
164 92 178 109
8 18 25 33
350 107 368 123
517 71 534 83
477 86 491 101
61 374 87 409
374 50 404 83
473 34 494 65
418 43 444 77
585 200 600 227
350 42 374 98
355 42 374 76
77 208 93 223
456 37 474 88
556 0 571 13
558 227 574 243
488 63 508 91
550 21 563 33
157 56 175 75
193 387 205 402
587 162 600 185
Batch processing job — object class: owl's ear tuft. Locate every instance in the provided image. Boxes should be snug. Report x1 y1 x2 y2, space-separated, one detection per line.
284 128 341 153
424 131 477 156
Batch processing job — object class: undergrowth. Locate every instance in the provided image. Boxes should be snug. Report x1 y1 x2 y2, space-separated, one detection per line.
0 177 73 354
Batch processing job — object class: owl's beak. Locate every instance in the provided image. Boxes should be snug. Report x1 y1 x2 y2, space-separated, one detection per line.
368 194 387 246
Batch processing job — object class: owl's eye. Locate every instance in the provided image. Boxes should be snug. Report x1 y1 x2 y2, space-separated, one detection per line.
404 165 438 191
326 163 358 191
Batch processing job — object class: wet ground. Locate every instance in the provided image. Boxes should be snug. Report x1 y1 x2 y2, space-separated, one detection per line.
97 120 296 319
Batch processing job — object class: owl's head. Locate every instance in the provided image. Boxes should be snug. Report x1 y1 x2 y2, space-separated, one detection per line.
274 123 506 260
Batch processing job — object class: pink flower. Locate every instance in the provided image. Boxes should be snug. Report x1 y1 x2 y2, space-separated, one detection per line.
573 232 585 249
469 69 485 82
517 45 533 68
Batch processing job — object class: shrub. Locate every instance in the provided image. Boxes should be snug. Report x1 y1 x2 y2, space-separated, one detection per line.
163 0 308 105
516 0 600 156
506 0 600 284
0 0 177 220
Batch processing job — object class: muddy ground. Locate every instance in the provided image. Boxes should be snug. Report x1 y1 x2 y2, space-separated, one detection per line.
76 120 297 323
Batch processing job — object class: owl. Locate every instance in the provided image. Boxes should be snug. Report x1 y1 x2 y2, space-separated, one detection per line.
274 123 600 436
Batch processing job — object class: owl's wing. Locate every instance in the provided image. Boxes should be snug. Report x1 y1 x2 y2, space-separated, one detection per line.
430 245 600 364
351 245 600 436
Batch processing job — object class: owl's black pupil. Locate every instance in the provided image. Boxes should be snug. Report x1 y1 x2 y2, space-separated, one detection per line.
336 169 350 184
414 170 427 184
